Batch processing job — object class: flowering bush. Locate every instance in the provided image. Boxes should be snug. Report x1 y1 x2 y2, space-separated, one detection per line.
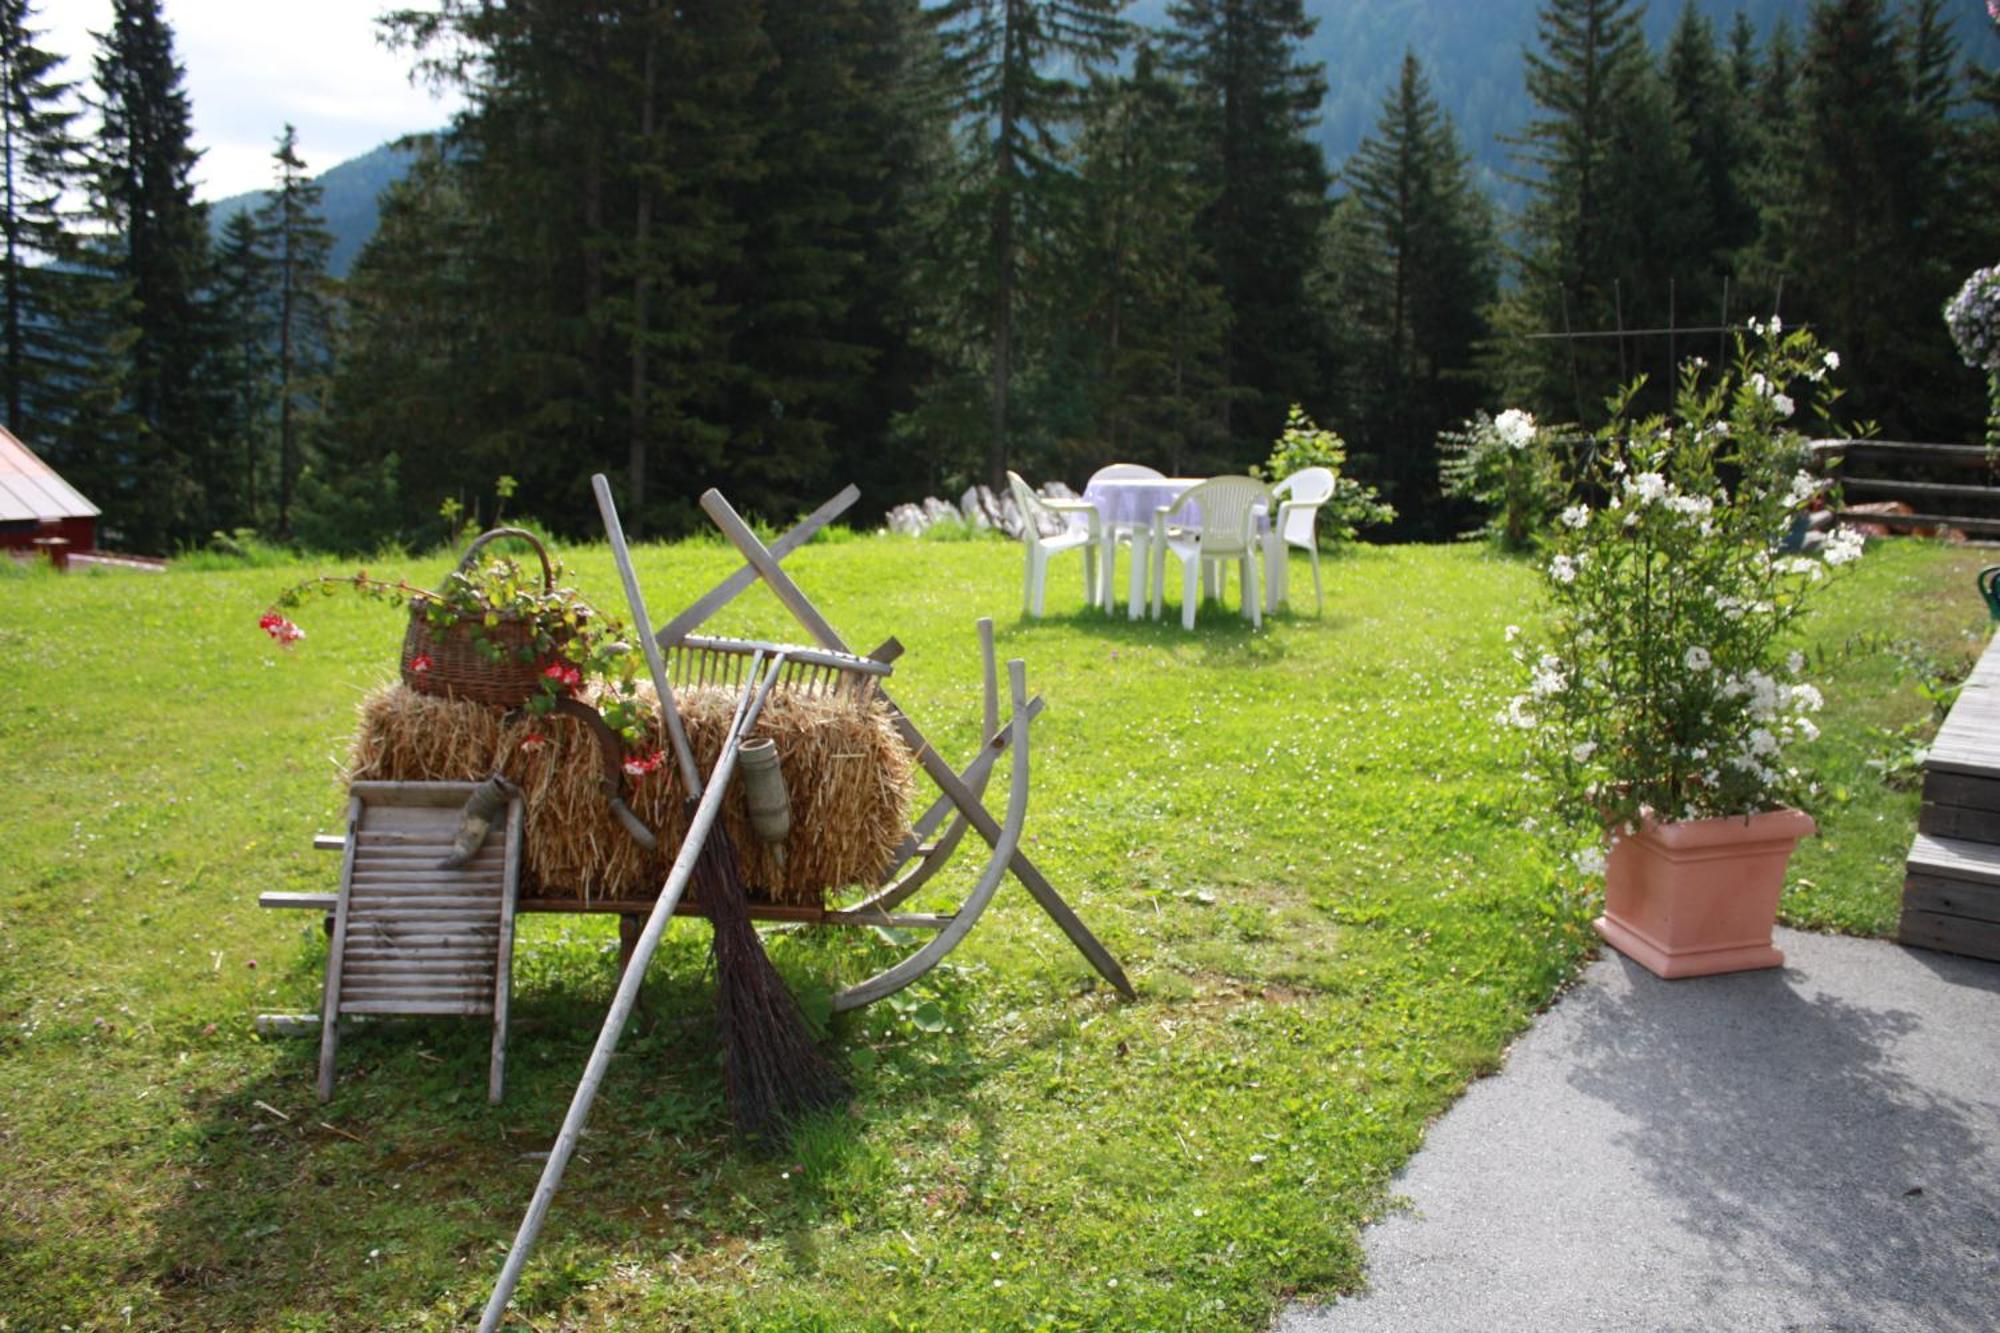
266 553 654 744
1944 264 2000 449
1439 408 1571 551
1501 321 1861 836
1252 405 1396 543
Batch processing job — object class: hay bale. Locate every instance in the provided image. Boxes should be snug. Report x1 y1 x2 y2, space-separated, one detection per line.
347 682 915 908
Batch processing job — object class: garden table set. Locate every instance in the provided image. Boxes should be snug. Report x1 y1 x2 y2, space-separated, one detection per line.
1080 474 1287 622
1009 464 1333 629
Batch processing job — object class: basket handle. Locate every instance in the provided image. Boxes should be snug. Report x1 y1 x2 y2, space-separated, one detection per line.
449 527 554 593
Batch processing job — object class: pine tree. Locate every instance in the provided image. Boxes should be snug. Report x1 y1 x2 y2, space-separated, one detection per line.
1963 19 2000 294
1165 0 1331 456
713 0 912 516
1725 10 1759 98
1771 0 1965 439
0 0 84 444
206 208 271 528
1073 43 1229 473
1495 0 1690 422
251 124 336 537
1664 3 1756 327
1326 51 1495 531
929 0 1127 489
89 0 212 550
820 0 942 510
323 137 475 543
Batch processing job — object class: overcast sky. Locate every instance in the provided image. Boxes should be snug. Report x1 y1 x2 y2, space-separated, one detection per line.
44 1 465 202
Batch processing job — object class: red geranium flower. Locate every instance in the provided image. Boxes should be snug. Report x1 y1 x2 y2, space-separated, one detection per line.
542 661 582 695
258 611 304 644
622 750 665 780
519 732 548 753
409 652 434 674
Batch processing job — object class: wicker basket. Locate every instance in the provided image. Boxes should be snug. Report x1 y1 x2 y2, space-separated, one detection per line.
400 528 573 706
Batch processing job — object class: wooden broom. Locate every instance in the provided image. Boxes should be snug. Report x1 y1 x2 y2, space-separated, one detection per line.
592 475 847 1139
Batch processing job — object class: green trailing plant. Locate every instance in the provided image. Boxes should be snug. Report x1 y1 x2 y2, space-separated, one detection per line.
1252 404 1395 543
262 553 653 744
1502 321 1862 847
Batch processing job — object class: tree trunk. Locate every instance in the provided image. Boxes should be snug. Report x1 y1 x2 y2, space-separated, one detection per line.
626 10 659 536
277 196 297 537
988 0 1022 494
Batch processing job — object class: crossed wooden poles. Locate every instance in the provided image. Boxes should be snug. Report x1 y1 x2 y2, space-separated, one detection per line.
478 482 1132 1331
678 484 1134 1007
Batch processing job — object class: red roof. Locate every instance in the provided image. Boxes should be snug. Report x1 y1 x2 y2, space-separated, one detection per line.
0 426 97 523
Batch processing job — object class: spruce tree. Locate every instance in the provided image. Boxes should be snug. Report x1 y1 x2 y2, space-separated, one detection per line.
0 0 83 444
1772 0 1965 439
927 0 1127 489
251 124 336 537
207 208 271 528
1327 51 1495 531
1495 0 1690 422
1073 42 1229 473
1664 3 1755 327
89 0 212 550
714 0 910 516
820 0 941 510
1725 10 1759 98
324 137 476 543
1165 0 1331 456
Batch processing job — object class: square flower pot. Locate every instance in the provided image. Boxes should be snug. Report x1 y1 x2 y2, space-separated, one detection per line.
1594 807 1816 979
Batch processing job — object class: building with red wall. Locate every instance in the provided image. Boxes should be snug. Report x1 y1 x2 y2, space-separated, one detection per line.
0 426 98 563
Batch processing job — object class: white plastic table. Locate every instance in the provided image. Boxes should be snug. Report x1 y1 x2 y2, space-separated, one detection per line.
1081 477 1285 621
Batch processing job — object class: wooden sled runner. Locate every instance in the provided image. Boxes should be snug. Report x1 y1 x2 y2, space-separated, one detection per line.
477 480 1134 1330
648 483 1136 1010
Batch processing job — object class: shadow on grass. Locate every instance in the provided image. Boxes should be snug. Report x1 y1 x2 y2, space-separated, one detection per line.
999 600 1361 668
141 924 997 1327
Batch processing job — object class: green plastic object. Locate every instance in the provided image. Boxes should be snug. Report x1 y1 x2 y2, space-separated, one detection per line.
1980 566 2000 620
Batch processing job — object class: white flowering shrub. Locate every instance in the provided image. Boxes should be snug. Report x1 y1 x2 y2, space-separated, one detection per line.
1945 265 2000 373
1438 409 1572 551
1502 322 1862 830
1944 264 2000 448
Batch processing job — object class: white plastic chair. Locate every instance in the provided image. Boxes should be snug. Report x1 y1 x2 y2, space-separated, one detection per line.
1086 462 1165 612
1148 475 1272 630
1007 470 1105 617
1271 466 1335 614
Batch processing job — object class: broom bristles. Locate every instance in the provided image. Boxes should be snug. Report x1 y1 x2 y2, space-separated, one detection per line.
694 807 850 1139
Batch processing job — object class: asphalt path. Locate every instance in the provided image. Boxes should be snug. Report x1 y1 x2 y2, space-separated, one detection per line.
1279 927 2000 1333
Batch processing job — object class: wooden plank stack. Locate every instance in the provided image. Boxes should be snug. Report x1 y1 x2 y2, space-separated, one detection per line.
1900 633 2000 961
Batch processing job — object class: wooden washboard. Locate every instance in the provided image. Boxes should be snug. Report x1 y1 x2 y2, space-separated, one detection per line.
318 780 523 1103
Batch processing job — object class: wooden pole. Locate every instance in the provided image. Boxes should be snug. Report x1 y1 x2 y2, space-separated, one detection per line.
476 659 781 1333
592 473 702 795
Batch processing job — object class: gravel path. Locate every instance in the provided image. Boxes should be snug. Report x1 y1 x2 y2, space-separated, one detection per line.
1279 928 2000 1333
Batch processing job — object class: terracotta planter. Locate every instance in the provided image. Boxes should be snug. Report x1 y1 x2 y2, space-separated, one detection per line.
1595 807 1816 979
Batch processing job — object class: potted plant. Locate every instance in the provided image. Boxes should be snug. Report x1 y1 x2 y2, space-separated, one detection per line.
1500 321 1863 978
263 528 654 746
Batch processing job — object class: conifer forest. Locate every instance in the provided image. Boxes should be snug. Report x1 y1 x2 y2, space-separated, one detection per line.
5 0 1998 552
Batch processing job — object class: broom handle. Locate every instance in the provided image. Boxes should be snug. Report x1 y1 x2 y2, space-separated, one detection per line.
592 473 704 796
479 654 783 1333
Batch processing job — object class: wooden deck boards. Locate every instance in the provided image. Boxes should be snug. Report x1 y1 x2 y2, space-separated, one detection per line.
1900 627 2000 961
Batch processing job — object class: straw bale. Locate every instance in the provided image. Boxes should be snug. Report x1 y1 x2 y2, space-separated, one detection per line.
347 682 915 908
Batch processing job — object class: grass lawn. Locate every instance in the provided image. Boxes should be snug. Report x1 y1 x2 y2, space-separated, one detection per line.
0 532 1987 1330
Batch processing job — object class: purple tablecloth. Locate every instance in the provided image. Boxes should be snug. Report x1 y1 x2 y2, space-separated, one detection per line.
1083 477 1269 535
1082 477 1208 531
